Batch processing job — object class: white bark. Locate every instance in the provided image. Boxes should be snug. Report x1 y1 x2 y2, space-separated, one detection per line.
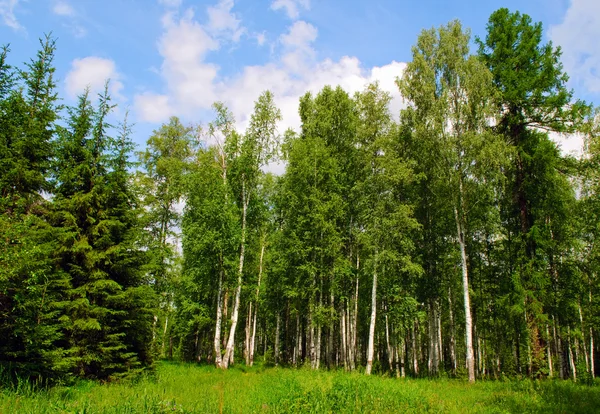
578 304 589 373
365 251 378 375
274 312 280 365
455 205 475 383
591 327 595 379
341 305 348 371
222 178 248 369
546 324 553 378
249 242 265 366
214 268 224 367
568 327 577 381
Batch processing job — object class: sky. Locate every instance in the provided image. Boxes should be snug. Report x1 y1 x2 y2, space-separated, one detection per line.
1 0 599 166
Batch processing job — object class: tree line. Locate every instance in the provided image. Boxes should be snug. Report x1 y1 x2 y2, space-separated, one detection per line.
1 8 598 384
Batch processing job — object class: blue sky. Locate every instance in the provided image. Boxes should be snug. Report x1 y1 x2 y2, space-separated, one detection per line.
1 0 598 158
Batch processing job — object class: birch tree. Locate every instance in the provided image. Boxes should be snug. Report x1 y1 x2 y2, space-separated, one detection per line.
399 20 506 382
221 91 281 368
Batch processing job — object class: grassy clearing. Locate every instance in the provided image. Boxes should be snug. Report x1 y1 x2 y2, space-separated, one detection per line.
1 362 599 413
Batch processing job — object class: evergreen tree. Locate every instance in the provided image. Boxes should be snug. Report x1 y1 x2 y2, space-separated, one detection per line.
53 86 154 380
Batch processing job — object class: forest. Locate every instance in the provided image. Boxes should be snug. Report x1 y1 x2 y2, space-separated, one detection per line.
1 7 600 408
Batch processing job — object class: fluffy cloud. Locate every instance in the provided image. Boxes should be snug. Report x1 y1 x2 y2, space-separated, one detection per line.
53 0 75 16
547 0 600 157
136 4 406 137
134 93 172 123
0 0 23 31
549 0 600 93
207 0 245 42
270 0 310 20
65 57 124 100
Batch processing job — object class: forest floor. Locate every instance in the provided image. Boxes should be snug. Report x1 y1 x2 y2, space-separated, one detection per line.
1 361 599 413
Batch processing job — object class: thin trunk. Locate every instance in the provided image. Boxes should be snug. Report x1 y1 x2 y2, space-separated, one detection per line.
590 328 595 379
222 179 248 369
162 314 169 358
455 205 475 383
249 242 265 367
547 324 553 378
568 327 577 381
293 312 299 365
245 303 252 365
341 304 348 371
385 311 393 373
553 315 565 379
448 287 457 374
274 312 280 365
365 251 378 375
578 303 589 373
328 291 334 368
316 290 322 370
353 253 360 370
412 319 419 375
214 266 224 367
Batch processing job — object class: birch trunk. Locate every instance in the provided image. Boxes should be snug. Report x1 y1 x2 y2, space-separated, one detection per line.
274 312 280 365
248 242 265 366
455 205 475 383
385 312 393 373
590 327 595 379
222 178 248 369
341 305 348 371
568 327 577 381
412 320 419 375
547 324 553 378
448 287 457 374
214 267 224 367
352 253 360 371
578 304 589 373
245 303 252 364
365 251 378 375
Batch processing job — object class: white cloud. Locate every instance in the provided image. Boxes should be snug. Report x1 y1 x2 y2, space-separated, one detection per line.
255 31 266 46
207 0 245 42
279 20 318 73
0 0 23 31
549 0 600 93
270 0 310 20
53 0 75 16
158 0 182 8
65 57 124 101
134 93 172 123
134 6 407 156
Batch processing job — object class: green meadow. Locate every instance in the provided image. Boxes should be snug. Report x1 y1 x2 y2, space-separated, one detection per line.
1 362 599 413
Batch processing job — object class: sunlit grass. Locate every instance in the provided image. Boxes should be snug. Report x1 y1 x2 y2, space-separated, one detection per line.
1 361 599 413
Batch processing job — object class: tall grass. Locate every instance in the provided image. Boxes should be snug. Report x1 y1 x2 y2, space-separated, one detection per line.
0 361 598 413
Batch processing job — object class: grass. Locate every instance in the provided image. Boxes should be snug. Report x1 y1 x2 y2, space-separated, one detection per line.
1 362 599 413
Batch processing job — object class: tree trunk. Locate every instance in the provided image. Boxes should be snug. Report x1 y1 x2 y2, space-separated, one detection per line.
385 311 393 374
353 254 360 370
568 327 577 381
455 205 475 383
222 179 248 369
412 319 419 375
162 314 169 358
341 304 348 371
248 242 265 367
365 251 378 375
578 303 589 374
547 324 553 378
448 287 457 375
214 267 224 367
591 327 595 379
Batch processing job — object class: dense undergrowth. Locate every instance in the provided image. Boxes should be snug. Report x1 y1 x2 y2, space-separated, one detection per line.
1 362 599 413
